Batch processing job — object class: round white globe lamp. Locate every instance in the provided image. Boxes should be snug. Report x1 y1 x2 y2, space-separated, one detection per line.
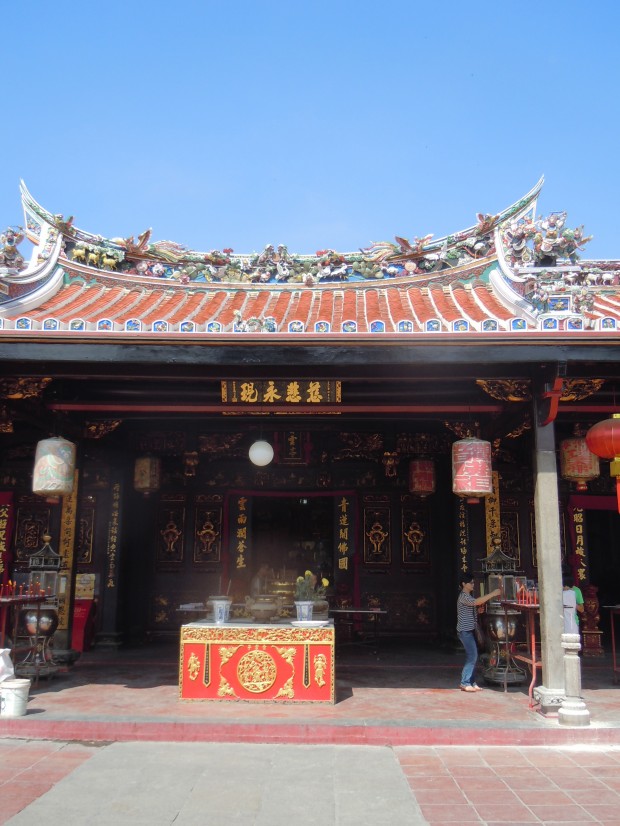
249 440 274 467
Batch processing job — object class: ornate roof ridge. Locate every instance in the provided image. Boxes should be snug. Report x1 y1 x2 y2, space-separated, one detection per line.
20 177 544 260
16 178 544 291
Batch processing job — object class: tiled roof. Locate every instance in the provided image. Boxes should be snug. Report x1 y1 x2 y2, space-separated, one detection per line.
1 179 619 339
2 267 619 336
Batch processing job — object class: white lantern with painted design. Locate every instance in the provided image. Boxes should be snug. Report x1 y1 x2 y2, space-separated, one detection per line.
32 437 76 498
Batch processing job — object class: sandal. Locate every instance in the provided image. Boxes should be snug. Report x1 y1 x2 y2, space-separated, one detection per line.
471 684 483 691
460 684 476 692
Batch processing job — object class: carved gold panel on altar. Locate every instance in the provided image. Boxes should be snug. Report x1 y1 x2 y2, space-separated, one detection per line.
156 504 185 564
221 380 341 408
179 623 335 703
363 506 390 565
194 505 222 563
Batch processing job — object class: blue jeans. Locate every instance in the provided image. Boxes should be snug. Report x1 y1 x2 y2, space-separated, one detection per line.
458 629 478 686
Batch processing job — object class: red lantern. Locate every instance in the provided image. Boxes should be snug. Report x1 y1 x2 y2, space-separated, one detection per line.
586 415 620 511
559 437 599 491
408 459 435 496
452 437 493 501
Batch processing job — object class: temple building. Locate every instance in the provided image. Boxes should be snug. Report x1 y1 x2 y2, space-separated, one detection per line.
1 178 619 710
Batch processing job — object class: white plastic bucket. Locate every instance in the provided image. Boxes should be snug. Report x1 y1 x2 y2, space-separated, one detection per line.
0 678 31 717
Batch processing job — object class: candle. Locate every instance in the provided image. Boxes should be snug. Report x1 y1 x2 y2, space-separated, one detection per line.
19 584 23 596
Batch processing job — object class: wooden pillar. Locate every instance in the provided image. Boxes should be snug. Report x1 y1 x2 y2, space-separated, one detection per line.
531 392 565 713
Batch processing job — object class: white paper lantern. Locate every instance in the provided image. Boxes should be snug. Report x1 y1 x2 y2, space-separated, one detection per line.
32 437 76 497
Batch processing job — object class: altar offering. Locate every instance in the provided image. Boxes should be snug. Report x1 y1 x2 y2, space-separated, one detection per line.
208 596 232 625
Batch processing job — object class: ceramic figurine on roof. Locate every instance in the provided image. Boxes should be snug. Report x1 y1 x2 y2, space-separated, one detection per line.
53 214 75 235
393 234 434 258
560 226 593 264
475 213 499 235
504 218 537 267
111 228 152 254
0 226 26 272
532 211 592 267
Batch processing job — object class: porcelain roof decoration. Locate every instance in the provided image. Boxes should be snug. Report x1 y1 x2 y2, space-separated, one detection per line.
0 178 618 336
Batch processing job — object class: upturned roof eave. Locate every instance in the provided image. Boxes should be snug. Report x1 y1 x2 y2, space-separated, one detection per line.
19 177 544 262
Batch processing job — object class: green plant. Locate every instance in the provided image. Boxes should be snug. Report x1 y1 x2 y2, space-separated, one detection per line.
295 570 329 602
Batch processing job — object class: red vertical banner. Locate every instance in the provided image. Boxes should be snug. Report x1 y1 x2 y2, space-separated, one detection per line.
0 492 15 585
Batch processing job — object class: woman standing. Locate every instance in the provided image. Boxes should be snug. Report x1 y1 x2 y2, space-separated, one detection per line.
457 576 501 692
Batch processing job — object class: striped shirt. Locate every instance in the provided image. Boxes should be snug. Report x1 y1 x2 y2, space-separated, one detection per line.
457 590 477 632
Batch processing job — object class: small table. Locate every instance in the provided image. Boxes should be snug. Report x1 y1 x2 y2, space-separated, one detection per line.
329 608 387 650
500 600 541 708
603 606 620 683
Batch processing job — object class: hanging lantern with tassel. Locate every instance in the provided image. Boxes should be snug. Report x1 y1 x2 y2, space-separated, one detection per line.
452 437 493 503
133 455 161 496
560 435 599 491
32 436 76 500
586 414 620 511
408 459 435 496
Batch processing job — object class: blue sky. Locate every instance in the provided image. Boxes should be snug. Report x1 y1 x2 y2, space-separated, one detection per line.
2 1 619 258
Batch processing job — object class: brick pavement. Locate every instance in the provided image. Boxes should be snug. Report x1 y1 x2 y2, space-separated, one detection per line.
1 642 619 823
2 741 620 824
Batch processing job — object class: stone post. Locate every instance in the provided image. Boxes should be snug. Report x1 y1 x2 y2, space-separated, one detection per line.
558 632 590 726
531 392 565 713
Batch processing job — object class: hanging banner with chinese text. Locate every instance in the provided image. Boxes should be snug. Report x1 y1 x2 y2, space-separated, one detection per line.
568 506 589 587
221 380 341 408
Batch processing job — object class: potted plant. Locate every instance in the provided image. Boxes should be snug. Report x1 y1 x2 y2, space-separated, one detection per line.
294 570 330 621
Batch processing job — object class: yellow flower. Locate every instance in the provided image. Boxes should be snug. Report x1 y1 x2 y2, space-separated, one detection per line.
321 578 329 588
304 570 313 577
296 576 304 584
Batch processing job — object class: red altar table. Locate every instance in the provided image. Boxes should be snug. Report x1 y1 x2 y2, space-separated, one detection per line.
179 621 335 704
